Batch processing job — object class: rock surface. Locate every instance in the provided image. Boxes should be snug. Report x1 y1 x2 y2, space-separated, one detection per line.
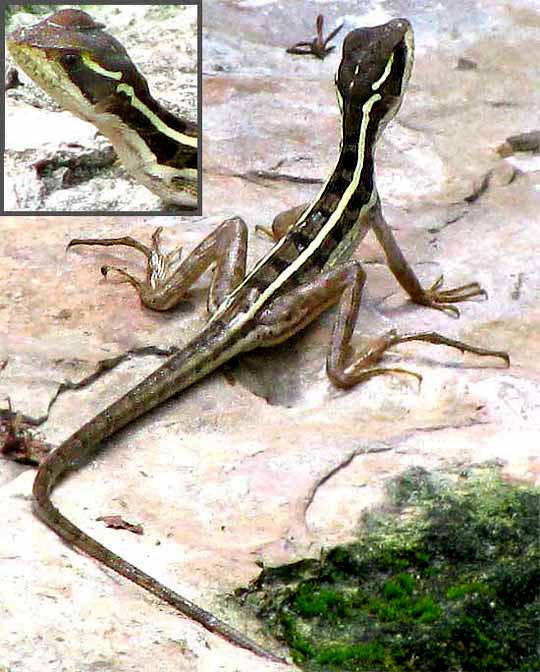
1 1 539 671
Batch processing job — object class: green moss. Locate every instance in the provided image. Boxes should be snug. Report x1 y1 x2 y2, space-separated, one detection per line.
293 584 351 618
280 613 315 662
368 574 443 625
237 466 540 671
446 581 489 600
317 641 386 665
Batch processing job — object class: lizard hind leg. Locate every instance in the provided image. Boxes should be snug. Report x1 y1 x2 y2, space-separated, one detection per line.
325 259 509 388
67 219 248 313
328 328 509 389
252 261 508 390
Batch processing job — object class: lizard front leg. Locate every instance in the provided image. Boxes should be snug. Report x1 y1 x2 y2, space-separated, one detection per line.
68 219 248 313
251 262 509 387
256 203 310 241
370 201 486 317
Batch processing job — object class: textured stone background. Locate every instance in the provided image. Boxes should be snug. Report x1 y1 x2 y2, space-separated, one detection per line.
1 1 539 670
4 4 198 211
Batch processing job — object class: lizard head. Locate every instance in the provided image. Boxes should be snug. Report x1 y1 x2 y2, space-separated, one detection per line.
336 18 414 142
7 9 147 119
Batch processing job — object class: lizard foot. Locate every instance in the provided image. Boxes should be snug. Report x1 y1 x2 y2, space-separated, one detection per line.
418 275 487 317
328 327 509 389
68 227 185 311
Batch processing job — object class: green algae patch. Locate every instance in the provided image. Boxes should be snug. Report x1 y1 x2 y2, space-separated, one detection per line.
237 467 540 671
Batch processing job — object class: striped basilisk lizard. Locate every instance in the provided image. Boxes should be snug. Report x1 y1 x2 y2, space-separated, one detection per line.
7 8 198 209
30 19 508 663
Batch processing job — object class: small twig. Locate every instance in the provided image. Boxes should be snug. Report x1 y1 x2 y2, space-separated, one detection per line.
286 14 343 60
0 398 52 465
97 515 144 535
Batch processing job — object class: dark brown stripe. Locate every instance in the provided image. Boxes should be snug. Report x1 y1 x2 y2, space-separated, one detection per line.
290 230 312 252
268 254 291 273
59 50 196 169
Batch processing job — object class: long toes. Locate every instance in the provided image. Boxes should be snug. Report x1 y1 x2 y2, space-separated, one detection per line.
151 227 164 251
428 275 445 293
430 278 488 300
435 282 487 301
430 302 461 318
100 266 142 289
436 289 486 302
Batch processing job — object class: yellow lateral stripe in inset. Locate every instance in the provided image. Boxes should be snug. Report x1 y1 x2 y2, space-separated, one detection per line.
81 53 122 80
116 83 197 148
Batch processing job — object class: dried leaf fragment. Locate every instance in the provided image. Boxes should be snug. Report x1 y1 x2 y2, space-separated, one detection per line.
97 515 144 535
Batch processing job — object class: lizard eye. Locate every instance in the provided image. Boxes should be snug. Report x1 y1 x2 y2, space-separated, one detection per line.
61 53 80 65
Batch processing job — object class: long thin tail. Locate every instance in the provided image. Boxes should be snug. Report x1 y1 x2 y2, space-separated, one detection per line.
32 478 282 662
32 332 284 663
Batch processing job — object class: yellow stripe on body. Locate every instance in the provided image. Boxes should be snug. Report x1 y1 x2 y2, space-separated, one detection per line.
210 91 381 327
81 53 122 80
216 83 348 312
229 50 394 296
116 83 197 148
372 52 394 90
211 47 397 325
245 91 381 317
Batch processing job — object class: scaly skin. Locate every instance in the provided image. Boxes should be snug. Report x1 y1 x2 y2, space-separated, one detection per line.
31 18 508 664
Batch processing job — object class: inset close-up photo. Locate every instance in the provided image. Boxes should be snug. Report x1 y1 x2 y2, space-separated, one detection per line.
3 4 200 213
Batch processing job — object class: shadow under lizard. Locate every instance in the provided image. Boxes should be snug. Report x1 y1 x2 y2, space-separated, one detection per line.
31 19 508 664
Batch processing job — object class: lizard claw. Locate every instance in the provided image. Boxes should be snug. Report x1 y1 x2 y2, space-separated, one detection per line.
420 275 488 318
100 265 142 290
